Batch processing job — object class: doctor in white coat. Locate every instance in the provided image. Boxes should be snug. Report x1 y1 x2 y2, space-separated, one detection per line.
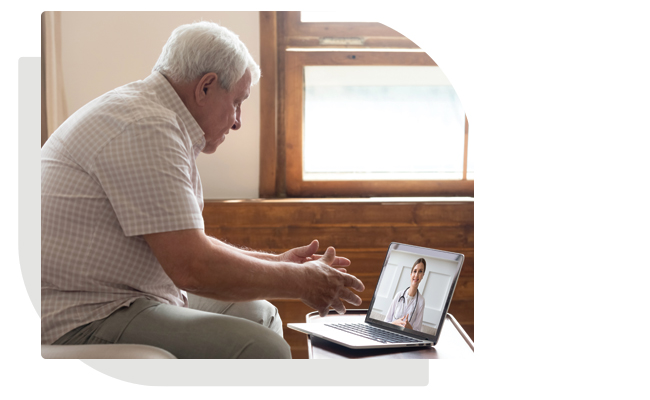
384 258 427 331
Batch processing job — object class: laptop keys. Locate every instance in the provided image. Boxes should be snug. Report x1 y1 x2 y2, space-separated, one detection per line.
325 323 420 343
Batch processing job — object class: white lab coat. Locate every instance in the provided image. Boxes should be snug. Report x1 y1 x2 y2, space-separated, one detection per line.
384 288 426 331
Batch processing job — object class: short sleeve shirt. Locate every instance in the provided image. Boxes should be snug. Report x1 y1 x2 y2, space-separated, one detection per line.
41 72 207 344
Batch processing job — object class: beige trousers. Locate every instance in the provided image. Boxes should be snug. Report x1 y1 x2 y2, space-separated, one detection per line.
53 294 290 359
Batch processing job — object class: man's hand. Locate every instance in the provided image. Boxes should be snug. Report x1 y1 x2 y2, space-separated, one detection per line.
299 246 364 317
279 239 351 272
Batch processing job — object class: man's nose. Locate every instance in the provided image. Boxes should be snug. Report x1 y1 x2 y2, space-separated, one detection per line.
232 110 242 130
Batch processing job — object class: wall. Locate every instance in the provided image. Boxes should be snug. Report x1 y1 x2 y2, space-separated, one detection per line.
58 11 261 199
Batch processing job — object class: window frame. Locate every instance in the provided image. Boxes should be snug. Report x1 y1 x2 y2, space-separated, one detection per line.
258 11 472 198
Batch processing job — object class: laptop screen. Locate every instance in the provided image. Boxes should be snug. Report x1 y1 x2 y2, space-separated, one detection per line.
365 243 464 341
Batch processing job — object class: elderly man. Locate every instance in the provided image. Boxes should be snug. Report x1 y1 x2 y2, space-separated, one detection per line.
41 21 364 359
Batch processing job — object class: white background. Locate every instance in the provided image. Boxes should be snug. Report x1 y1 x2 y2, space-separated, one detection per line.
4 1 650 399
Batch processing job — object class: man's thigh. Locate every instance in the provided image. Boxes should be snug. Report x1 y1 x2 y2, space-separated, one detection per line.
117 299 291 359
187 293 284 337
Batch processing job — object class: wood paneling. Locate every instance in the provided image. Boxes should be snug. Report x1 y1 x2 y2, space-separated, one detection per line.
204 201 473 228
207 226 471 250
258 12 278 197
203 199 473 358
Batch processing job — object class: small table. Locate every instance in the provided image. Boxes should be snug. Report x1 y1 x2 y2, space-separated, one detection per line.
305 309 474 359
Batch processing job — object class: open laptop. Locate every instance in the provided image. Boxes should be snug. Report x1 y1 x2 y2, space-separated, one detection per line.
288 242 464 349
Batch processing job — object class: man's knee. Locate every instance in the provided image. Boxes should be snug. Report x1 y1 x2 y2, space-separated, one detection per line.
189 296 284 337
223 302 288 358
238 328 292 359
259 301 284 337
232 300 284 337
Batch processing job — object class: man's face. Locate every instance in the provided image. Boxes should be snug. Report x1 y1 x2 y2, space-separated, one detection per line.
200 70 252 154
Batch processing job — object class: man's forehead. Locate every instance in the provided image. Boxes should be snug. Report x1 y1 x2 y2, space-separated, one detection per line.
234 71 252 99
237 86 251 102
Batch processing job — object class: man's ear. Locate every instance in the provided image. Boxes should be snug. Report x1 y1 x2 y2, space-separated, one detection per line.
194 72 219 106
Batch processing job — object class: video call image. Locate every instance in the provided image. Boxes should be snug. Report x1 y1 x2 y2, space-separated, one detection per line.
368 248 460 336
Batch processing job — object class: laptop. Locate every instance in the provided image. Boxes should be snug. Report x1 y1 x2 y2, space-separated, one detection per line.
288 242 464 349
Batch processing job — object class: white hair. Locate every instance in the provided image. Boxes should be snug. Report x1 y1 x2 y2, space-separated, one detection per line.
152 21 260 91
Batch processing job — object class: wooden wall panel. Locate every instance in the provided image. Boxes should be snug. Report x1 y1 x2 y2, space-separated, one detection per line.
205 226 472 251
204 202 473 227
258 11 278 197
203 199 474 358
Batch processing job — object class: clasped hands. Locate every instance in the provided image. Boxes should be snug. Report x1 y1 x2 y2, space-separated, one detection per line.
391 314 413 330
280 239 365 317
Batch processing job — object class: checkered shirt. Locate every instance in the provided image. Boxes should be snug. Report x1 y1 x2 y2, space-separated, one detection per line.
41 72 206 344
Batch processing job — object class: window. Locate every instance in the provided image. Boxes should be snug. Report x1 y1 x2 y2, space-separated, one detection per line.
259 12 472 197
302 65 465 181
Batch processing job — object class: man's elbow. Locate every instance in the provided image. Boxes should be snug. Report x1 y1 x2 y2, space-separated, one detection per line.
144 229 211 292
164 261 204 292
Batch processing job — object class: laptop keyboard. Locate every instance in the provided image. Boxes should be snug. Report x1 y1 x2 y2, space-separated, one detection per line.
324 323 421 344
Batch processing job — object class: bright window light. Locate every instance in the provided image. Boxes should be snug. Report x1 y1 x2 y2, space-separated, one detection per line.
303 66 466 181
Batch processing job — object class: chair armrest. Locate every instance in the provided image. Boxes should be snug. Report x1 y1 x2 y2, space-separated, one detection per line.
41 344 177 359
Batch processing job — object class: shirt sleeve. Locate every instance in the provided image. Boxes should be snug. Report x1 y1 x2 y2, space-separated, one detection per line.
91 116 204 237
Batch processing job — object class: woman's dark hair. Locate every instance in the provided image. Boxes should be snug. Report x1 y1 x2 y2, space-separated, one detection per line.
411 258 427 272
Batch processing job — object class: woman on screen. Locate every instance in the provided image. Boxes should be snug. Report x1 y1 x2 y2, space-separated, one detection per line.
384 258 427 331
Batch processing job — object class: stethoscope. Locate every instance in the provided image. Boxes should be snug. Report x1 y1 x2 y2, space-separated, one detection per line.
395 287 419 323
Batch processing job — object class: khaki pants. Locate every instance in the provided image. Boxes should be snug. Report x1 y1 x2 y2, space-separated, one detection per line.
53 294 290 359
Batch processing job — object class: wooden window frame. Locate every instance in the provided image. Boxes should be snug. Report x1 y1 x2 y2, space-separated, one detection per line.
281 11 419 49
259 11 473 198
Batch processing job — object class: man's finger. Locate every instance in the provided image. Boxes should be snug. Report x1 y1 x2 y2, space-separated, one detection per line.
343 273 365 292
331 256 351 267
340 288 362 307
293 239 319 258
319 246 336 265
310 254 350 266
330 299 346 315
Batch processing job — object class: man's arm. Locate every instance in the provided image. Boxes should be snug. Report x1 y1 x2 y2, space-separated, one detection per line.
207 236 351 268
144 229 364 316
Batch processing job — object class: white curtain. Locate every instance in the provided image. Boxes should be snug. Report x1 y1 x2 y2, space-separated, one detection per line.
41 11 68 144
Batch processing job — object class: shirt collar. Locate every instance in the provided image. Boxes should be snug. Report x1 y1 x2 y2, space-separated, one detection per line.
144 72 206 151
